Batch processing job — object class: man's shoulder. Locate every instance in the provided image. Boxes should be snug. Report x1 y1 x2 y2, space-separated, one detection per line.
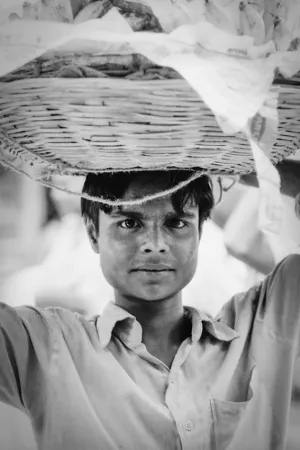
11 304 99 342
14 304 74 327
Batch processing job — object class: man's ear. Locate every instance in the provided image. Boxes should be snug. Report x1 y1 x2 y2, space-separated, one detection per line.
86 220 99 254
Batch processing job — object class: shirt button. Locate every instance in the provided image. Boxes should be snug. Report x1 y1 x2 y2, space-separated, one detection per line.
185 420 193 432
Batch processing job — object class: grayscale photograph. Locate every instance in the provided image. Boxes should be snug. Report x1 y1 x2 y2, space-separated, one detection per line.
0 0 300 449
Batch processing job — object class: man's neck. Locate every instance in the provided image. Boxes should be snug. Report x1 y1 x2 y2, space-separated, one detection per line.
114 294 191 367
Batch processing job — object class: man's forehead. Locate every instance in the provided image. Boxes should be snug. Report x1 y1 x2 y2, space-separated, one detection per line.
108 174 198 217
111 201 197 218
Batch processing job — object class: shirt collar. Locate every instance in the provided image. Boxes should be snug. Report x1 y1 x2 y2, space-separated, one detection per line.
97 301 239 349
184 306 239 343
97 302 142 349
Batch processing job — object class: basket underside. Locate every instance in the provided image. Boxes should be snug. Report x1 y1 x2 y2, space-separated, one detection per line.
0 78 299 176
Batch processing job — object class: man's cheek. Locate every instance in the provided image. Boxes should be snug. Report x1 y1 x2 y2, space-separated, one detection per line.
175 240 198 263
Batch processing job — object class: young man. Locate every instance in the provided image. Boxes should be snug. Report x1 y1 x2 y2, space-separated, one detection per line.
0 169 299 450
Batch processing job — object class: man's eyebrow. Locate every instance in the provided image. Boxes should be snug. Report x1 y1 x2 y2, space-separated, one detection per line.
110 208 196 219
174 210 196 218
110 209 145 219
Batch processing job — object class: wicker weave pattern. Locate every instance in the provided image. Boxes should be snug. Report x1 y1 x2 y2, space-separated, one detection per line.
0 77 299 176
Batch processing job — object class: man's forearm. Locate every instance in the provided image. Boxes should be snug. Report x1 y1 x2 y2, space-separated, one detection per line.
240 160 300 198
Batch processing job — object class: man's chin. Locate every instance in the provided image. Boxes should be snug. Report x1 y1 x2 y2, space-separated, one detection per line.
127 287 178 302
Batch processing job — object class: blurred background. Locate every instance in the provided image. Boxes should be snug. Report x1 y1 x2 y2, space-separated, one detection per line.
0 159 300 450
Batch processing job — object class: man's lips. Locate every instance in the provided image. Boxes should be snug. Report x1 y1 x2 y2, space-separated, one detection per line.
131 264 174 272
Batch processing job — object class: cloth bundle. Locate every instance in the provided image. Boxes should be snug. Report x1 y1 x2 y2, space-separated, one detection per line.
0 0 300 234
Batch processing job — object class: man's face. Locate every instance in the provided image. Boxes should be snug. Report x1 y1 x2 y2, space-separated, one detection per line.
91 174 201 302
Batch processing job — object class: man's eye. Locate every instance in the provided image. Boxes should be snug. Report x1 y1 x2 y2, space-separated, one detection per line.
168 219 187 229
119 219 140 229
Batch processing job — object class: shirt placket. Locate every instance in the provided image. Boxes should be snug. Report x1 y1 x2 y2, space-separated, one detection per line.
164 339 206 450
132 342 183 450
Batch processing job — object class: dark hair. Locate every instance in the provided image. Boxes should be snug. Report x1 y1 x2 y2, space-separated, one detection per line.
81 170 214 233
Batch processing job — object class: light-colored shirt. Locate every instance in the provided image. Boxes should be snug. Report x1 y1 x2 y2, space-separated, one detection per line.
0 254 299 450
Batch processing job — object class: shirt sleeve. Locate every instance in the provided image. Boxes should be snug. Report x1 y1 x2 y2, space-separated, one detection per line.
256 254 300 350
221 254 300 356
0 303 52 415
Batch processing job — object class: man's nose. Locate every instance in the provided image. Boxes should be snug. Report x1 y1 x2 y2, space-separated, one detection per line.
140 226 169 254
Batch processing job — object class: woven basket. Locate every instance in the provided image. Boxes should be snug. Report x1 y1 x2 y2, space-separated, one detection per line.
1 71 300 177
1 0 300 179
